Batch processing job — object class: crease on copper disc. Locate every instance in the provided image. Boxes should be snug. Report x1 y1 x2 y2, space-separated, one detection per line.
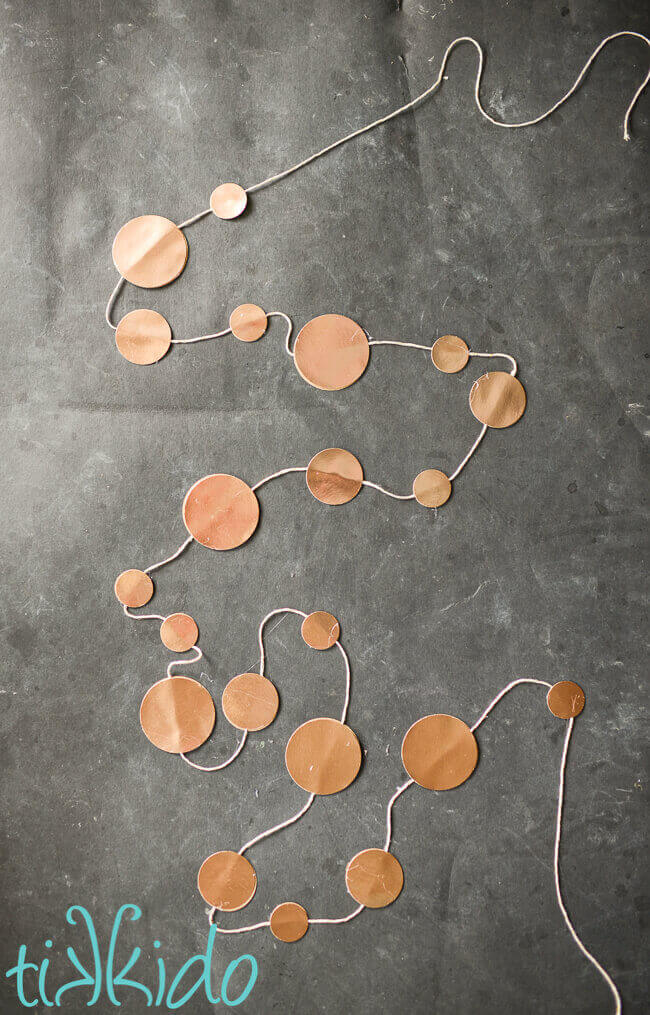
115 309 172 365
269 902 309 942
222 672 279 731
229 304 267 342
160 613 199 652
431 334 469 373
301 611 340 650
112 215 188 289
114 569 154 608
547 681 586 719
401 714 478 790
210 184 248 220
293 314 370 390
413 469 452 508
182 473 260 550
285 717 362 795
306 448 364 505
469 371 526 428
197 851 257 911
345 848 404 908
140 676 215 754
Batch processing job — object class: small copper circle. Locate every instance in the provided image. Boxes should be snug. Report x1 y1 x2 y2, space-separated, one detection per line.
210 183 248 220
160 613 199 652
547 681 586 719
197 851 257 911
269 902 309 943
301 612 340 650
140 676 215 754
114 569 154 608
401 714 478 790
222 673 279 732
413 469 452 508
306 448 364 505
469 371 526 428
293 314 370 390
345 849 404 908
115 309 172 365
182 474 260 550
229 304 267 342
285 718 362 795
431 335 469 373
112 215 188 288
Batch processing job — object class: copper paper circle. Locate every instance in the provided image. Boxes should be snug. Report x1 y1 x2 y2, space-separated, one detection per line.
112 215 188 289
301 611 340 650
469 371 526 428
401 714 478 790
229 304 267 342
114 569 154 608
431 335 469 373
306 448 364 505
222 673 279 732
210 184 248 220
197 851 257 911
293 314 370 390
140 676 215 754
285 718 362 795
183 474 260 550
345 848 404 908
547 681 586 719
160 613 199 652
269 903 309 943
115 309 172 365
413 469 452 508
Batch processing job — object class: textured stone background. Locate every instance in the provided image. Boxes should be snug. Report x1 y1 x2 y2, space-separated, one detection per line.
1 1 648 1012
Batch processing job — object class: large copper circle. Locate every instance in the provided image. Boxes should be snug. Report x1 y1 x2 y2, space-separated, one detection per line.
114 569 154 608
197 851 257 911
547 681 586 719
293 314 370 390
413 469 452 508
229 304 267 342
210 183 248 219
269 903 309 943
112 215 188 288
306 448 364 505
160 613 199 652
431 335 469 373
222 673 279 732
345 849 404 908
183 474 260 550
285 718 361 795
140 676 215 754
115 309 172 365
469 371 526 428
401 714 478 790
301 611 340 650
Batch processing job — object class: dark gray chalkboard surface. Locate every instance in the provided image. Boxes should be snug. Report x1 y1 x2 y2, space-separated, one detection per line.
1 1 647 1012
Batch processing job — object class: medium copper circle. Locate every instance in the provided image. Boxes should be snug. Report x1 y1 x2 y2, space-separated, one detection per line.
222 673 279 732
413 469 452 508
115 309 172 365
285 718 362 795
301 611 340 650
229 304 267 342
140 676 215 754
210 183 248 220
345 848 404 908
401 714 478 790
547 681 586 719
269 902 309 943
306 448 364 505
431 334 469 373
293 314 370 390
469 371 526 428
182 474 260 550
160 613 199 652
197 851 257 911
114 569 154 608
112 215 188 288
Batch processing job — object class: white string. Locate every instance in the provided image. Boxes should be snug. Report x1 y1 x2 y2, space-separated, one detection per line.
245 31 650 198
383 778 415 851
336 640 352 724
469 350 518 376
105 277 125 330
251 466 307 492
362 479 415 501
166 644 203 678
122 605 165 622
144 535 193 575
309 904 366 926
554 719 622 1014
177 209 212 229
171 326 231 345
470 677 552 732
257 607 307 674
267 311 295 355
181 730 248 772
238 792 316 856
209 912 270 933
448 423 489 482
368 339 432 351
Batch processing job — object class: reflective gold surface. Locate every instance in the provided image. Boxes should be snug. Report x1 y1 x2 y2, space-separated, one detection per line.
412 469 452 508
547 680 586 718
159 613 199 652
269 902 309 942
197 850 257 911
183 473 260 550
301 611 340 650
112 215 188 288
469 371 526 428
431 334 469 373
114 569 154 608
345 848 404 908
285 717 361 795
222 672 279 731
293 314 369 390
140 676 215 754
401 714 478 790
306 448 363 505
115 309 172 364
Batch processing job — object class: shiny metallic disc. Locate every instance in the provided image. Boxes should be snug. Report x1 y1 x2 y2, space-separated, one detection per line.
431 334 469 373
269 902 309 942
469 371 526 428
547 680 586 719
197 851 257 911
301 611 340 650
221 672 279 731
285 717 362 795
140 676 215 754
114 569 154 608
293 314 370 390
413 469 452 508
229 304 267 342
306 448 364 505
115 309 172 365
159 613 199 652
401 714 478 790
112 215 188 288
182 473 260 550
210 183 248 220
345 848 404 908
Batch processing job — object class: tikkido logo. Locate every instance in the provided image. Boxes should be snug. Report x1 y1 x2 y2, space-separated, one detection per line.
5 905 258 1009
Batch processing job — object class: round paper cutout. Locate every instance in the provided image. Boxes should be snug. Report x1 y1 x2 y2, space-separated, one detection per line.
210 184 248 219
401 714 478 790
431 335 469 373
222 673 279 731
293 314 369 390
469 371 526 428
269 902 309 942
301 612 340 650
140 676 215 754
306 448 363 505
345 848 404 908
160 613 199 652
114 569 154 608
229 304 267 342
285 718 361 795
547 681 586 719
413 469 452 508
183 474 260 550
112 215 188 288
197 851 257 911
115 309 172 365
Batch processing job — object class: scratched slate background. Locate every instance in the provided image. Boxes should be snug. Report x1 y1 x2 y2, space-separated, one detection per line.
1 0 648 1012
